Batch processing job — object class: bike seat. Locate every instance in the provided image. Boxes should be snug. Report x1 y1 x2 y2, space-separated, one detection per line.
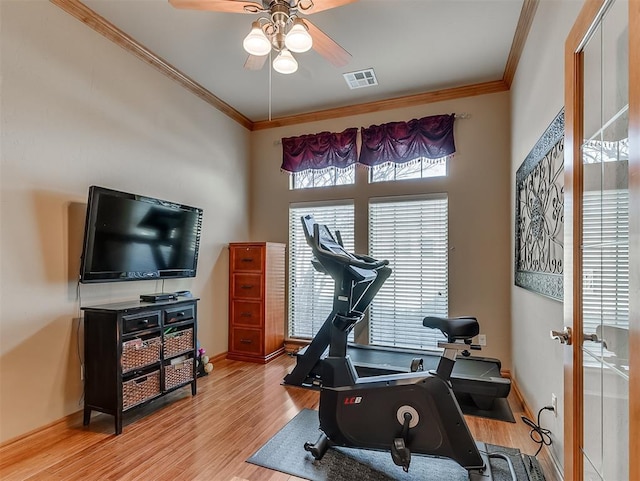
423 316 479 342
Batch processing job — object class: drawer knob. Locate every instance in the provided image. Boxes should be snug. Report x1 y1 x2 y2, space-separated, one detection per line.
241 285 253 289
240 339 253 344
240 312 252 317
241 258 254 262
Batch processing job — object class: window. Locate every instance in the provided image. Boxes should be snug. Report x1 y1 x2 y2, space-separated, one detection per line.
368 196 448 350
582 136 629 368
288 203 355 338
290 165 355 190
369 156 448 183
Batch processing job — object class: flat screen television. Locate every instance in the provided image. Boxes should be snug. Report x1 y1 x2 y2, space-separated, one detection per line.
79 186 203 283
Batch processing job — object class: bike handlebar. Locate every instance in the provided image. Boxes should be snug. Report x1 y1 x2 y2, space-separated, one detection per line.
312 223 389 270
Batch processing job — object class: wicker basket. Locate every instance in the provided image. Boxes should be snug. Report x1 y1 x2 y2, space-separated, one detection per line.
164 328 194 357
121 336 161 373
122 370 160 410
165 358 194 390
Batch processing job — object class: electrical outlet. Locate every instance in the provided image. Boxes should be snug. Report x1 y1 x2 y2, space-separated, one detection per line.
478 334 487 346
551 393 558 417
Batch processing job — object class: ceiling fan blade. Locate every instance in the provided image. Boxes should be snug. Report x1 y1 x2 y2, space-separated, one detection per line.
303 19 351 68
244 54 268 70
298 0 358 14
168 0 262 13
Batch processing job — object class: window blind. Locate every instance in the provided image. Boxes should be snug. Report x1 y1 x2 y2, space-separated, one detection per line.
582 189 629 335
288 204 355 338
368 196 448 350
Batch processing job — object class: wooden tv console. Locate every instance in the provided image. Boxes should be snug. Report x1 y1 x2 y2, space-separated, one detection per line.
81 297 199 434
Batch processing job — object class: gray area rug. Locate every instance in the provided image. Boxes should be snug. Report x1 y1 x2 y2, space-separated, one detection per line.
248 409 542 481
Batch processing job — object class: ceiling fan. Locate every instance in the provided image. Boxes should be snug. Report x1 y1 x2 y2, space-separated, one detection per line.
168 0 358 74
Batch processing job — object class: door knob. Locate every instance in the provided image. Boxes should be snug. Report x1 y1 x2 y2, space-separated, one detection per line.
584 332 607 349
550 327 572 345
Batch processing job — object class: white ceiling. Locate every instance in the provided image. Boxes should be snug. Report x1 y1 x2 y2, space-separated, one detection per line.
81 0 525 123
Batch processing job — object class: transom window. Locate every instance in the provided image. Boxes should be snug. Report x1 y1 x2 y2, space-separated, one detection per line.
369 157 447 183
290 165 355 190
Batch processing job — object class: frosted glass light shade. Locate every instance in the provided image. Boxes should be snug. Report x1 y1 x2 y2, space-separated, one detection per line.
273 49 298 74
285 19 312 53
243 21 271 56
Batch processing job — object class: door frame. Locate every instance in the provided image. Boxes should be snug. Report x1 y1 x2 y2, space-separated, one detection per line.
564 0 639 479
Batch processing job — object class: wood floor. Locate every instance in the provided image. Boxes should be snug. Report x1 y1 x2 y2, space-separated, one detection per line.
0 355 561 481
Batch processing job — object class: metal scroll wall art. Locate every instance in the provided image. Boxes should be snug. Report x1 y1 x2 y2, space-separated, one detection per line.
515 109 564 301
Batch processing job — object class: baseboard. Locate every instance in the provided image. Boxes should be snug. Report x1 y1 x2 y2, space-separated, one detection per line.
210 351 228 363
510 376 564 481
2 350 230 448
0 410 84 448
284 338 308 353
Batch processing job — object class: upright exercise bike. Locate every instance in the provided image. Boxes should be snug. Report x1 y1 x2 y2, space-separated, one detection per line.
284 219 511 412
298 216 515 479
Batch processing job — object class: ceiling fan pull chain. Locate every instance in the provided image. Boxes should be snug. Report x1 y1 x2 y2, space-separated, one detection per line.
269 49 273 121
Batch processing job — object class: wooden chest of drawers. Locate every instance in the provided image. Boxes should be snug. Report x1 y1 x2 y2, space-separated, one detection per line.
227 242 285 363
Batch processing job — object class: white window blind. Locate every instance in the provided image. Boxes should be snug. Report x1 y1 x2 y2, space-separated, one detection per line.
368 196 448 350
583 189 629 335
288 204 355 338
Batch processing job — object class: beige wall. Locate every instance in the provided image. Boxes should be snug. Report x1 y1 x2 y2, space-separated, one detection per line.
249 92 513 367
509 0 583 470
0 1 250 442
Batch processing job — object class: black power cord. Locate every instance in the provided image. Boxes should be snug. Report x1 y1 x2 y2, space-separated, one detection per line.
521 406 554 456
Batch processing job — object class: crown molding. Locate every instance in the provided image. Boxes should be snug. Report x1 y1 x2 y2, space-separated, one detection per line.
503 0 540 88
251 80 509 130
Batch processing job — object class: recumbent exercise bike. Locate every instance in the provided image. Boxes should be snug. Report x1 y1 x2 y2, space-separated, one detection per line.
298 215 515 480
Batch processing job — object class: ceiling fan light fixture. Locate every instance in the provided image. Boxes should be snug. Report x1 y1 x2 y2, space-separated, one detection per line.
285 19 313 53
243 21 271 56
273 49 298 74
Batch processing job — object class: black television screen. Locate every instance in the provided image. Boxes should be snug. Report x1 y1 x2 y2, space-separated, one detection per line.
79 186 203 283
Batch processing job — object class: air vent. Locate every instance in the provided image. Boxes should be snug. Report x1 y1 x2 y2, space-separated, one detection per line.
343 68 378 89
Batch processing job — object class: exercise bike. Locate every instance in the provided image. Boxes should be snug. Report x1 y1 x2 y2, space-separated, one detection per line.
284 218 511 412
298 217 515 479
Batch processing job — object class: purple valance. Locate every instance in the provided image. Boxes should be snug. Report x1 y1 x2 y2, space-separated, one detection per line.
358 114 456 167
281 128 358 173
